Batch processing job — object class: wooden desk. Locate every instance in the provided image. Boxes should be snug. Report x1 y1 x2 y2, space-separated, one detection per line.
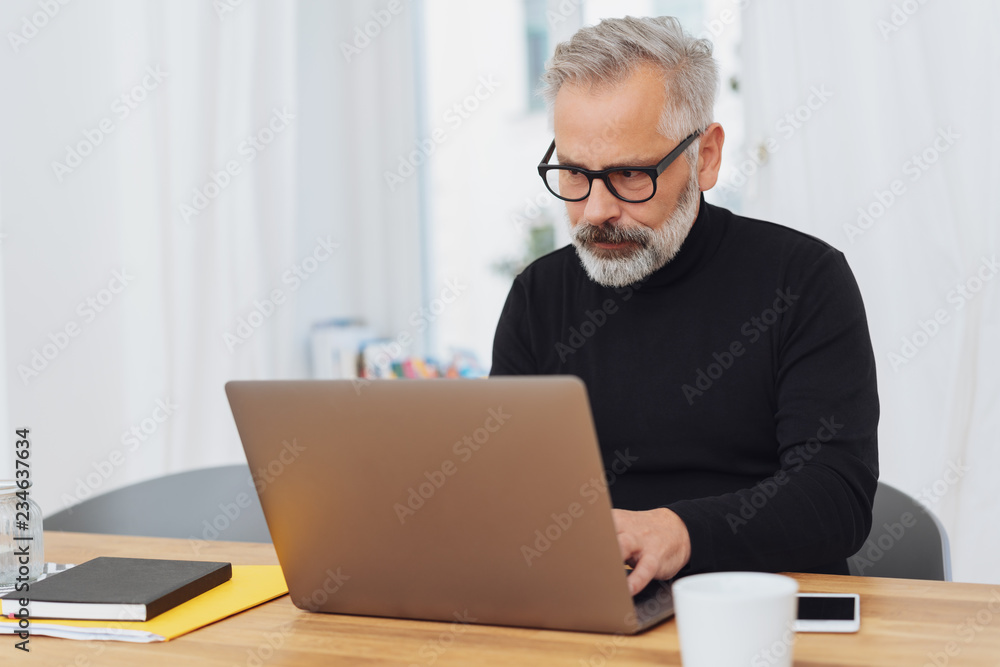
12 532 1000 666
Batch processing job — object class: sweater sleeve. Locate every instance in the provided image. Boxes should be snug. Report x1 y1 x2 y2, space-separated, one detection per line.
490 276 538 376
667 249 879 574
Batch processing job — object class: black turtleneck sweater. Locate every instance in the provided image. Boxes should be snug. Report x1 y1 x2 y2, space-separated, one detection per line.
490 196 879 576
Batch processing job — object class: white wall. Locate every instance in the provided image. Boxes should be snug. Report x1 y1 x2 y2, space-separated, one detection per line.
0 0 425 517
739 0 999 583
0 0 304 514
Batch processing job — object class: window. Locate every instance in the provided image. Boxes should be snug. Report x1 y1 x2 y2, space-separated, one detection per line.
524 0 550 112
421 2 743 371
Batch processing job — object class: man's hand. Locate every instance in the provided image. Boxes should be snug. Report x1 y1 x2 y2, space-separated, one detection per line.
612 508 691 595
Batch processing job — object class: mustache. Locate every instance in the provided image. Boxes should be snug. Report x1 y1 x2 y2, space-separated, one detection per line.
572 223 650 247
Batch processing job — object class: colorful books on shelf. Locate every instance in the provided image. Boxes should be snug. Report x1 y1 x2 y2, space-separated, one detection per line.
310 318 372 379
309 317 488 380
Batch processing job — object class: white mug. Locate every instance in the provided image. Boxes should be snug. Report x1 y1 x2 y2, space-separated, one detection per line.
672 571 799 667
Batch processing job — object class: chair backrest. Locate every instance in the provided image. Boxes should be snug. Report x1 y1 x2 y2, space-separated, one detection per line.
44 465 272 543
848 481 951 581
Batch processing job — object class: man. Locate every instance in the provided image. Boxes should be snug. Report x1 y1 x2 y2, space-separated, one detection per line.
490 16 879 596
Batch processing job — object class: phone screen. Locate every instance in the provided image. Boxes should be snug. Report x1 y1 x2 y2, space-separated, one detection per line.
797 596 856 621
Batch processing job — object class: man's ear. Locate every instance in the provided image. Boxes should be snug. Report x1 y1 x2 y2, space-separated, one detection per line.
696 122 725 191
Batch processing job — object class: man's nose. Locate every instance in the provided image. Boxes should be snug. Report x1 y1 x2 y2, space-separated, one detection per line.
582 177 622 224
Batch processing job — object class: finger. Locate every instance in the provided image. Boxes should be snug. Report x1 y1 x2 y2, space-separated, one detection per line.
626 554 657 596
616 528 640 563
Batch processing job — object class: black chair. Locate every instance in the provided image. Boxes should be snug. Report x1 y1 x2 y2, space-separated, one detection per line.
848 481 951 581
44 465 272 543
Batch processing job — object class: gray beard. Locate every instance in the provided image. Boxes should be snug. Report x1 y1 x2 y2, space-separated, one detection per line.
569 166 700 288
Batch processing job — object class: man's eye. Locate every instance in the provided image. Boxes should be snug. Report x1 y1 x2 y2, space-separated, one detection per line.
619 170 640 179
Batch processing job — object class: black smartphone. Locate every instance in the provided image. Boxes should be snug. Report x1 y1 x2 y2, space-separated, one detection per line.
795 593 860 632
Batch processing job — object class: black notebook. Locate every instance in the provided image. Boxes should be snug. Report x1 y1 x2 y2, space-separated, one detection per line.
1 557 232 621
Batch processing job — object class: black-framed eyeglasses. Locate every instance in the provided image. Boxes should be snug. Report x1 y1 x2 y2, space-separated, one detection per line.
537 129 701 203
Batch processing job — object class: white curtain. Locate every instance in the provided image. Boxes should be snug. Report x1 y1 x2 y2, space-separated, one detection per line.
0 0 300 513
739 0 999 583
0 0 424 517
295 0 426 351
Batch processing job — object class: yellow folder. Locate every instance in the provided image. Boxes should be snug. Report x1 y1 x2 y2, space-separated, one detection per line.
0 565 287 642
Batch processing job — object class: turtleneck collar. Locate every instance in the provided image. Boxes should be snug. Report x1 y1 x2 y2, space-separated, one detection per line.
625 193 725 290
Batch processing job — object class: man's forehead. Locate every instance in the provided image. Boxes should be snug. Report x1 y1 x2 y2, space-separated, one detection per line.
552 66 670 166
553 142 657 169
553 78 665 169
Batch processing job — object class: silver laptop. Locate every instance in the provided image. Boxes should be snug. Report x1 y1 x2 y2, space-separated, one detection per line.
225 376 673 634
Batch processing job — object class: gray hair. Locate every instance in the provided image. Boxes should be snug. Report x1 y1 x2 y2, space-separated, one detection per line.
540 16 718 160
